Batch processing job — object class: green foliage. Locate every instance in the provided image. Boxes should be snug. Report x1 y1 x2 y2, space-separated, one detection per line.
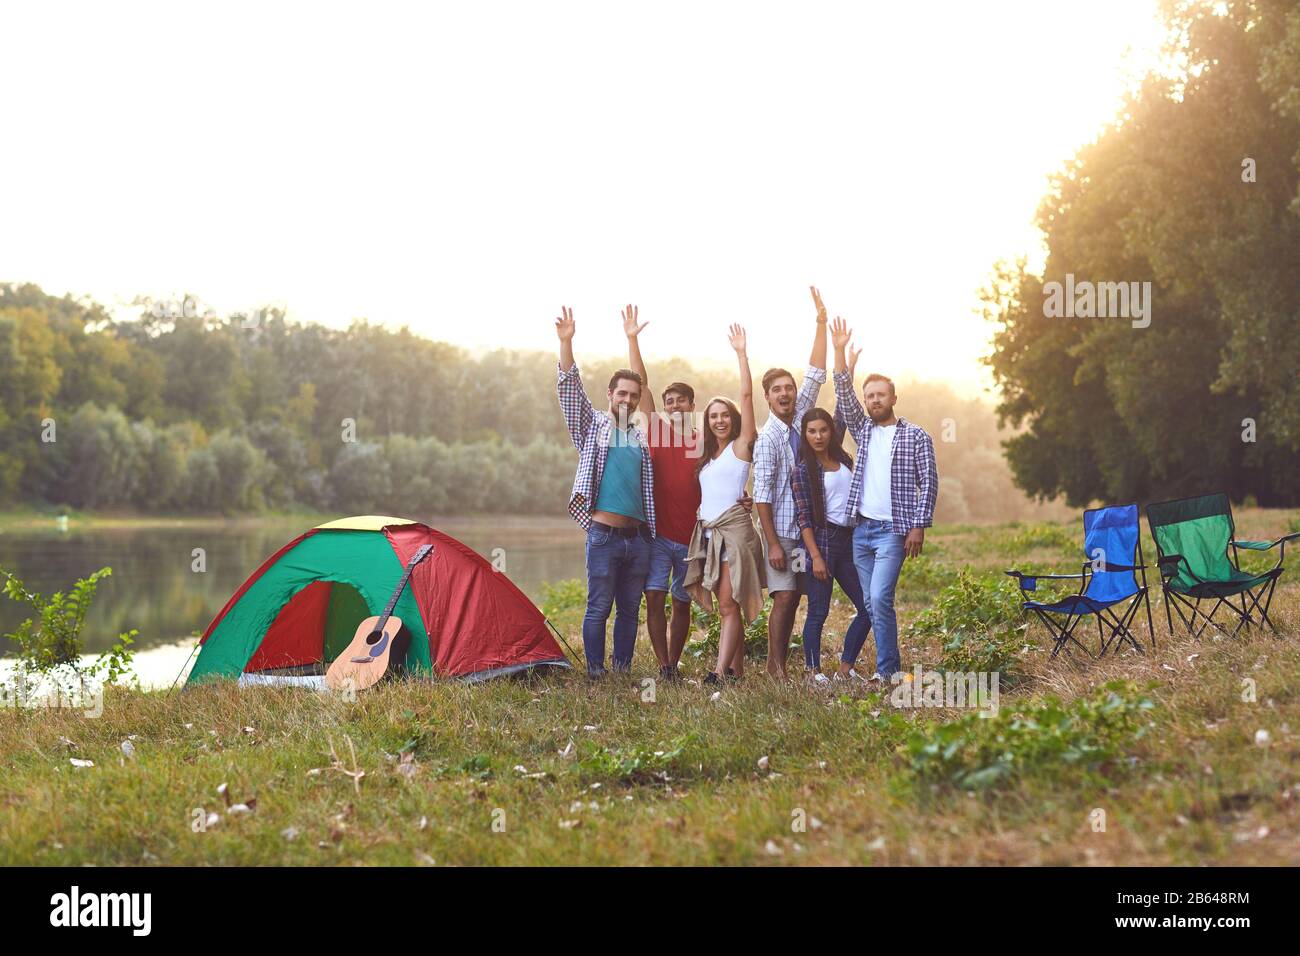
850 694 914 748
576 732 698 784
451 753 493 780
685 598 776 662
905 680 1156 791
1003 522 1075 556
0 282 1069 521
0 564 136 684
981 0 1300 506
894 553 955 603
906 569 1030 678
540 578 586 621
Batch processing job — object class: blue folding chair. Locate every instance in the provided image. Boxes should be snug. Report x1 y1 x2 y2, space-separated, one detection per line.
1006 504 1154 659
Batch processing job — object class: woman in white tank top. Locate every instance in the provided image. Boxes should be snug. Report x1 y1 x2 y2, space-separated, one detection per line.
699 439 751 524
688 324 763 687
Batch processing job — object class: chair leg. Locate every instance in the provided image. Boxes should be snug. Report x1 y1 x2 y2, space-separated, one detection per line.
1142 589 1156 649
1111 600 1145 654
1167 591 1195 634
1240 578 1279 633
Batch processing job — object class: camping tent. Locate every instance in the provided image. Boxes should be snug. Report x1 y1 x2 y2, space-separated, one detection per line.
186 515 570 685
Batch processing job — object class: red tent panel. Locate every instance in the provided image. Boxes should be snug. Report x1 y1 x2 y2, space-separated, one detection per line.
244 579 332 672
385 524 564 678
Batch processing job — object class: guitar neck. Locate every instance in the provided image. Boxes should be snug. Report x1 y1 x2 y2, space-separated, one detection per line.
375 545 433 630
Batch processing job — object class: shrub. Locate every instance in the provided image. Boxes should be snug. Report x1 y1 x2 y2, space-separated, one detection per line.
906 569 1029 679
0 565 136 690
894 554 954 603
576 733 699 784
904 680 1156 790
685 598 775 662
1003 522 1076 555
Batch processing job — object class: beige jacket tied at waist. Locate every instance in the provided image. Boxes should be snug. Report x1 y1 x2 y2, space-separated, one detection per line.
682 503 768 624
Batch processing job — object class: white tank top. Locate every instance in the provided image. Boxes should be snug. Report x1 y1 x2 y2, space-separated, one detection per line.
698 441 751 524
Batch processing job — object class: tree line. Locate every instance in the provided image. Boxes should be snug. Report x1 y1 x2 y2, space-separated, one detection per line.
0 282 1059 523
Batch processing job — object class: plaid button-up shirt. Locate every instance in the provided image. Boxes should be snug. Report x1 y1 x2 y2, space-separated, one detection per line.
557 362 656 536
832 369 937 533
751 365 826 540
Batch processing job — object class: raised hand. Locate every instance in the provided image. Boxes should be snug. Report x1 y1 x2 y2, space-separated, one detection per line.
810 286 827 323
848 341 863 376
622 303 647 338
728 323 747 353
830 316 852 351
555 306 576 341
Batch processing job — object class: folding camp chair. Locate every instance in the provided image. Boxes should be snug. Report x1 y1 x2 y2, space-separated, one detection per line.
1006 503 1154 659
1145 492 1298 638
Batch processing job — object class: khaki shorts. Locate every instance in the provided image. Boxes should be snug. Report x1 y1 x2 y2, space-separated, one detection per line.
760 531 805 592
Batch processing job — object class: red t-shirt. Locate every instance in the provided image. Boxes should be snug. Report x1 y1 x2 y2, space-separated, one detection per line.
647 414 702 546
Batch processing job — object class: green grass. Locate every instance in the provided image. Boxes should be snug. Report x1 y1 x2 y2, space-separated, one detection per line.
2 508 1298 865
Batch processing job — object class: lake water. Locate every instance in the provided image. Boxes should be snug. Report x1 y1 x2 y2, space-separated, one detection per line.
0 515 587 688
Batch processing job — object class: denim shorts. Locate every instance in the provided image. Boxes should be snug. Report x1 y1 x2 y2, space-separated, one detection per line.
646 535 691 603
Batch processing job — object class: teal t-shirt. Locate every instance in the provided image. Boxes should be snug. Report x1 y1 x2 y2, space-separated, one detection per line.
594 433 645 522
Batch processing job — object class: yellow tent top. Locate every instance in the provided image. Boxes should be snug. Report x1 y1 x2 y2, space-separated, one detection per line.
314 515 419 531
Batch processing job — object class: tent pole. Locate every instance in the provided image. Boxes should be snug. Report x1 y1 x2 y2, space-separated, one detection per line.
545 617 583 668
167 641 202 694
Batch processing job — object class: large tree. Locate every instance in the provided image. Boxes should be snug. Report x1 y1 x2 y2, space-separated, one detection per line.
984 0 1300 506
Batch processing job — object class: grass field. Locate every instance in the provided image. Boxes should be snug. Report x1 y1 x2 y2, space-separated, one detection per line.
3 509 1298 865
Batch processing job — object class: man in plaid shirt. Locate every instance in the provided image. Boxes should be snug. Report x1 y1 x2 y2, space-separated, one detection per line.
751 286 829 679
829 317 938 681
555 305 656 678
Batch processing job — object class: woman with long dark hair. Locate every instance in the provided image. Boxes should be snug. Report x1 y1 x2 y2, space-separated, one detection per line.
791 406 871 684
682 324 766 685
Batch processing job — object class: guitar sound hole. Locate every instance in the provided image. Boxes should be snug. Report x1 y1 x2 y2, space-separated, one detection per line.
366 629 384 645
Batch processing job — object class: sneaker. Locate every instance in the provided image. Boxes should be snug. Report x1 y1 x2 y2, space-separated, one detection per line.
703 671 722 686
811 672 831 687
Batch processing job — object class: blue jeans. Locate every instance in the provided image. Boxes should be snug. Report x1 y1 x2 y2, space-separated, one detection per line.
851 519 906 677
645 536 691 603
583 524 651 676
801 524 870 670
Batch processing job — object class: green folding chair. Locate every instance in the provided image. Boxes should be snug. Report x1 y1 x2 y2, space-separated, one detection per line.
1145 493 1298 638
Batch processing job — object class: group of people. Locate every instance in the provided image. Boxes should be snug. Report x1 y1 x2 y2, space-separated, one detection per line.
554 288 939 687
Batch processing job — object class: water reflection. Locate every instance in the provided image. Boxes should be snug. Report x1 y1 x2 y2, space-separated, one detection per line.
0 516 587 662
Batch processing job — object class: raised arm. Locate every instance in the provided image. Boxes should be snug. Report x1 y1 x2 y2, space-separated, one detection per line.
831 316 867 437
808 285 828 370
833 340 863 443
555 306 594 449
729 323 757 461
793 287 829 419
623 303 653 416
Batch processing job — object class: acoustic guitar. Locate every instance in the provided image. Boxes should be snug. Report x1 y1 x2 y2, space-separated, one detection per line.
325 544 433 693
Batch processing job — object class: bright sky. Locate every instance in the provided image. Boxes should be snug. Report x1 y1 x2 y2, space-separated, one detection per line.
1 0 1167 397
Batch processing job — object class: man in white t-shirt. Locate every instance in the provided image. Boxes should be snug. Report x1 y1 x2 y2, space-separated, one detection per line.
829 318 938 680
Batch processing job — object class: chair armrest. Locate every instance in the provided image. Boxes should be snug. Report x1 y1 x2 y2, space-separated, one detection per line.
1157 554 1186 580
1233 531 1300 551
1005 567 1087 593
